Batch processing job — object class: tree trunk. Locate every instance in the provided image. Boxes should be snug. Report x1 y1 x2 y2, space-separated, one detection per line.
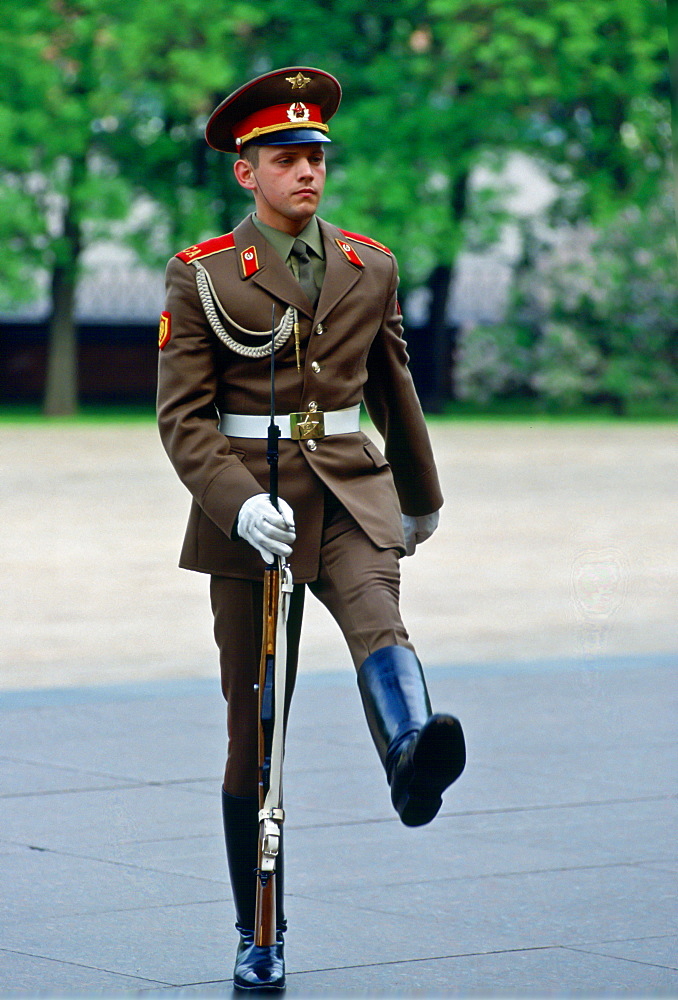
43 162 83 417
409 171 469 412
43 264 78 416
426 263 455 414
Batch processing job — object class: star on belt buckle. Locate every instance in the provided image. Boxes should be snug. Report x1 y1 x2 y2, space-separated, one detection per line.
290 406 325 440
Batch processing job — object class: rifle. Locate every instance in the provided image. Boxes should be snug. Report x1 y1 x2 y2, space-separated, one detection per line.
254 306 293 947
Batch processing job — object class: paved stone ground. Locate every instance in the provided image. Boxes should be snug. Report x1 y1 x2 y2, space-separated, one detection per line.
0 656 675 996
0 420 676 997
1 420 676 689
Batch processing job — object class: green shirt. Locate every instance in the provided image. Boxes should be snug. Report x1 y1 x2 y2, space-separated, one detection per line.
251 213 326 291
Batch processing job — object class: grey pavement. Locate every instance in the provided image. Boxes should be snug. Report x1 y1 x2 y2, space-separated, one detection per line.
1 651 676 997
1 420 676 995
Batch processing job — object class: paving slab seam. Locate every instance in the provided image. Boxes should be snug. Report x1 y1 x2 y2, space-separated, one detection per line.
1 841 231 891
133 980 235 993
0 947 174 989
549 933 677 946
0 759 220 790
0 778 221 798
282 792 677 831
290 858 677 894
562 945 678 973
4 900 234 924
0 782 154 800
283 943 572 979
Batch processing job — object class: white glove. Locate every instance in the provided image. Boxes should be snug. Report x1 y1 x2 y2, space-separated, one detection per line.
401 511 440 557
237 494 296 564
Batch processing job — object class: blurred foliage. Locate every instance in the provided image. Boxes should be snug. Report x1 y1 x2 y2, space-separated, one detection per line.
0 0 673 412
1 0 669 291
456 176 678 413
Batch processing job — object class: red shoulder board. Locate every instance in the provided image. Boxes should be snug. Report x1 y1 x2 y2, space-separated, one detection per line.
337 229 392 256
176 233 236 263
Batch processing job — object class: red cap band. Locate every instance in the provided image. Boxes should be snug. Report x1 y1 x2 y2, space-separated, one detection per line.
233 102 328 147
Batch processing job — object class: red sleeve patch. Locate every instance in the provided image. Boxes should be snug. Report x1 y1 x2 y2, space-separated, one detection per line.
158 311 171 350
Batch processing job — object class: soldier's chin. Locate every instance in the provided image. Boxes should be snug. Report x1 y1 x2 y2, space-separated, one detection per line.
287 201 318 219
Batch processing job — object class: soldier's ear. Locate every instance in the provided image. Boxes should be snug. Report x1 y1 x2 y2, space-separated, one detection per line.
234 158 257 191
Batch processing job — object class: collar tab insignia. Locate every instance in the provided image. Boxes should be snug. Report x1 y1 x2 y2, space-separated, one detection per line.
335 238 364 268
240 245 260 277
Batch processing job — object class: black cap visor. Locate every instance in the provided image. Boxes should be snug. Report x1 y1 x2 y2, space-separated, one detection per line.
244 128 331 150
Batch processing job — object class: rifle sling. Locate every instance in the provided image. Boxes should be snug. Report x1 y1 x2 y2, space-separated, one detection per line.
262 558 293 826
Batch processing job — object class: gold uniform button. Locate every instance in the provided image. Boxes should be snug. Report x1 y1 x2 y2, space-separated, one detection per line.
306 439 317 452
311 361 321 374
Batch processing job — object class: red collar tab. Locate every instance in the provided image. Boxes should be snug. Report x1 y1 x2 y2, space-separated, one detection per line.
335 238 364 268
240 245 261 277
176 233 236 263
337 229 392 256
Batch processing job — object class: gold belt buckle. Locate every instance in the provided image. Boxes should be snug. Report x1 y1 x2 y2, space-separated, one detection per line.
290 407 325 440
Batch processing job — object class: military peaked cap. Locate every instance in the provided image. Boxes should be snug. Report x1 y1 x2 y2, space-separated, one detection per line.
205 66 342 154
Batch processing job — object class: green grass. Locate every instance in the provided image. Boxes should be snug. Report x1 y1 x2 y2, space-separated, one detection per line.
0 403 157 424
427 398 678 422
0 398 675 425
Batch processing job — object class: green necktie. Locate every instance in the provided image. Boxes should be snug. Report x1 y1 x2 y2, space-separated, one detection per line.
291 239 319 307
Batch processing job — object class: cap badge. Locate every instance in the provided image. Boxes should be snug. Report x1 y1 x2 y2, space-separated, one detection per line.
287 101 311 123
286 72 311 90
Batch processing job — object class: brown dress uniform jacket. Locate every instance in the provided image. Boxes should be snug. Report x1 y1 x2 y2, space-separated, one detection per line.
157 214 443 583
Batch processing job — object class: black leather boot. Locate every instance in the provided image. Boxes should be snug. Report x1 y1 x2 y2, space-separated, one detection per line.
357 646 466 827
221 789 286 991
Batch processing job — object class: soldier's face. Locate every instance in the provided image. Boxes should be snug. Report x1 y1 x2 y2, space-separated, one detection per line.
234 143 326 234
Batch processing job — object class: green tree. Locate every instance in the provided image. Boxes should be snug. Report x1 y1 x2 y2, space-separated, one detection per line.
0 0 670 412
456 178 678 413
0 0 264 414
1 1 133 413
182 0 669 406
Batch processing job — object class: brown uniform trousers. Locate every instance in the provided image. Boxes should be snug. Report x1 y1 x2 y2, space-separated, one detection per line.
211 489 413 796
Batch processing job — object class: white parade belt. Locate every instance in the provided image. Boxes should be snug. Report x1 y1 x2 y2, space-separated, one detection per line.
219 403 361 441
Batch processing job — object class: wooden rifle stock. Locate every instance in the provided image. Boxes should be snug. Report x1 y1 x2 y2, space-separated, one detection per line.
254 560 280 946
254 304 283 948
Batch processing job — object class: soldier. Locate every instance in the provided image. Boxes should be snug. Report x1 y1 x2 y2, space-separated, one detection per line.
157 66 466 992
